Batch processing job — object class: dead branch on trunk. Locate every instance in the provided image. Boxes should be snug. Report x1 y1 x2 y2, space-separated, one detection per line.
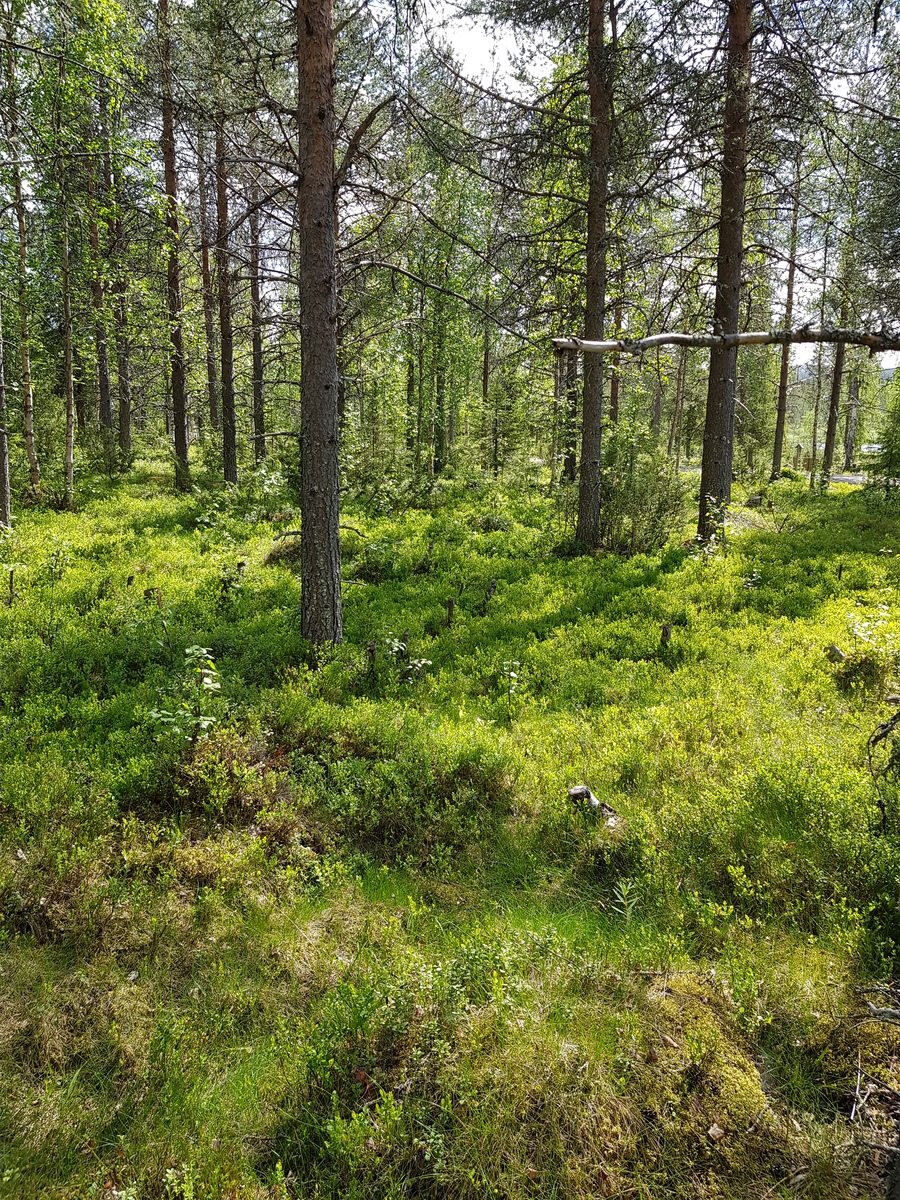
553 327 900 355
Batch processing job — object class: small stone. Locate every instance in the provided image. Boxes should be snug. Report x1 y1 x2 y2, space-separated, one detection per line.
825 644 846 663
707 1122 726 1142
128 971 138 983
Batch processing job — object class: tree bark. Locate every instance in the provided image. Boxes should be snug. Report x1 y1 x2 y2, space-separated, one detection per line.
844 373 859 471
159 0 190 490
550 348 562 486
100 90 132 456
0 297 10 529
405 322 416 452
434 293 446 471
770 149 801 480
216 122 238 483
297 0 342 645
86 151 114 463
822 305 848 485
110 161 132 454
564 349 578 482
697 0 752 538
197 125 220 433
5 41 39 495
668 346 686 460
608 295 621 426
250 178 266 464
575 0 612 547
59 152 75 509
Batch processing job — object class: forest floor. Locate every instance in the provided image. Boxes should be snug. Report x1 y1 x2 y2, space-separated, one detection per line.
2 464 900 1199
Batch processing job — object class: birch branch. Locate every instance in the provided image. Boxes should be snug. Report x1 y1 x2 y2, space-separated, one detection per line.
553 328 900 355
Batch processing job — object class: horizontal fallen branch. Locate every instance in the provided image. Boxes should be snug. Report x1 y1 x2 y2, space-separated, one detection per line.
274 523 367 541
552 327 900 355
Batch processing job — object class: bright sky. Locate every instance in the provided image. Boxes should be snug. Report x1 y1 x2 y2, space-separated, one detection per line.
435 12 523 81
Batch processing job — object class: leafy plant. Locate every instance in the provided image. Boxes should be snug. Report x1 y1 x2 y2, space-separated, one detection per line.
151 645 222 744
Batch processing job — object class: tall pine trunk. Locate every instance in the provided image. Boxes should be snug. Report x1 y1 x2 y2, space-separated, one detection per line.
698 0 752 538
197 126 220 432
5 42 39 495
159 0 190 490
575 0 612 548
770 149 800 480
297 0 342 645
216 122 238 483
250 181 266 464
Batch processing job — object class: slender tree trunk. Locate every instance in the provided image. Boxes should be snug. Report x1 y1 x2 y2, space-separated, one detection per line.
197 126 220 432
416 285 424 476
844 373 859 471
297 0 342 644
575 0 612 547
482 316 490 469
0 298 10 529
87 152 114 465
111 164 132 454
216 122 238 483
5 44 39 495
810 231 829 488
434 297 446 471
250 180 266 464
159 0 190 490
405 324 416 452
550 348 562 486
668 346 686 459
101 91 132 456
608 295 621 426
59 154 75 509
74 348 86 434
698 0 752 538
770 150 801 480
822 303 848 485
564 349 578 482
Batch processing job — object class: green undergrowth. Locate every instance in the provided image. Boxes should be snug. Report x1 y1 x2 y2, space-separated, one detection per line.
2 463 900 1198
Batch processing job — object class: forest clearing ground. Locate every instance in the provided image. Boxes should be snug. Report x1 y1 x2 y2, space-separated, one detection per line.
2 464 900 1199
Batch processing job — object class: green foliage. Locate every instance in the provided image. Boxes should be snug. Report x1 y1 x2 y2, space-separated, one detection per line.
598 424 690 555
1 475 900 1198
